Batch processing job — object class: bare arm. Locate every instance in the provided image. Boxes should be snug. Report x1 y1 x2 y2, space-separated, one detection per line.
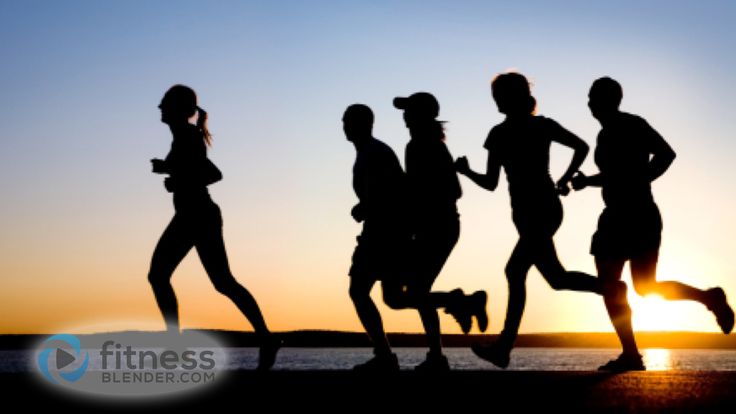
551 122 589 192
455 151 501 191
646 127 676 182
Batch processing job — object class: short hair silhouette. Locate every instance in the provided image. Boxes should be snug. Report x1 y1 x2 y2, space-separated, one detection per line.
590 77 623 110
491 72 536 115
344 104 374 127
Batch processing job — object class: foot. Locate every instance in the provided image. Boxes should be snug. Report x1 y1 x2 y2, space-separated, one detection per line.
414 352 450 372
444 289 472 334
598 352 646 372
470 291 489 332
256 335 282 371
353 351 399 372
471 341 510 369
706 288 735 334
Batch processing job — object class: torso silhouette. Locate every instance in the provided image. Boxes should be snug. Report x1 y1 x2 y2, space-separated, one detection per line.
595 112 659 209
405 135 461 221
485 115 561 209
165 124 218 213
353 137 407 235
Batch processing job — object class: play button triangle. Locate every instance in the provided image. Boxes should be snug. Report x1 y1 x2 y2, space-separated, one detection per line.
56 348 76 370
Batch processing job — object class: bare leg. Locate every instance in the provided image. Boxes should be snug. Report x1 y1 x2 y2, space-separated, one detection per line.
630 251 734 334
350 277 391 355
148 216 193 333
499 238 534 347
196 227 270 336
630 251 705 301
535 239 601 294
596 257 639 357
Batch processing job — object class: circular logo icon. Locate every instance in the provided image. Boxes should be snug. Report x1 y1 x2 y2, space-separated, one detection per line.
37 334 89 384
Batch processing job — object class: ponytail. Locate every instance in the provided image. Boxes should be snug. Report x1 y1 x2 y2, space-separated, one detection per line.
197 106 212 146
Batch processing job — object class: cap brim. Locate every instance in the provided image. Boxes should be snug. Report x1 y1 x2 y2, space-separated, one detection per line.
393 97 409 110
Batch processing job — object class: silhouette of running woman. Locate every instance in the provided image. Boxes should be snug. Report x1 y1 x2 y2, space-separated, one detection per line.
149 85 280 370
456 72 606 368
344 104 410 371
572 77 735 371
392 92 488 371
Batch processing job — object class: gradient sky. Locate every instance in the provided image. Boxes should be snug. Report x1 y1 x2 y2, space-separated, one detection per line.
1 1 735 334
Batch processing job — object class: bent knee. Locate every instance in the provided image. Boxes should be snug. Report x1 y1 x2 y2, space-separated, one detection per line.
148 271 171 288
383 289 411 310
349 285 369 303
632 280 656 297
545 275 567 291
212 276 241 295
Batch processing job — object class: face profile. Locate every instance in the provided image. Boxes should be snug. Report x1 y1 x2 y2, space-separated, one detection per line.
342 104 373 142
587 77 623 120
393 92 440 129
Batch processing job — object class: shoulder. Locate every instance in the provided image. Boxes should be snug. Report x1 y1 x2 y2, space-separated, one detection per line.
484 122 507 148
369 137 400 160
619 112 650 128
533 115 563 130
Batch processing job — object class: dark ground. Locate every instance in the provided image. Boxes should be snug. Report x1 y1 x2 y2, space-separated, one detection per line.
4 370 736 413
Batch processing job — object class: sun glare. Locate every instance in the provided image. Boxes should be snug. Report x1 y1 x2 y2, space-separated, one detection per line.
629 292 676 332
642 348 673 371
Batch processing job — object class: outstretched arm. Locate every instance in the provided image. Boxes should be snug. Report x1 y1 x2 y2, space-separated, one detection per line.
455 151 501 191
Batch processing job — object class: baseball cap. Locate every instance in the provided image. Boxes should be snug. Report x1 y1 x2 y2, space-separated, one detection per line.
393 92 440 118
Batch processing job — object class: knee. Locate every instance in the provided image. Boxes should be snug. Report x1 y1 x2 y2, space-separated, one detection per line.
383 292 404 310
505 266 525 289
545 274 566 291
148 271 171 289
632 279 656 297
384 284 413 309
349 283 369 304
212 276 241 295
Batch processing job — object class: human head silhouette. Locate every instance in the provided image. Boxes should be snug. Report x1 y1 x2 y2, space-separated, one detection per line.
343 104 374 143
160 85 198 125
393 92 440 129
159 84 211 145
491 72 536 116
588 77 623 121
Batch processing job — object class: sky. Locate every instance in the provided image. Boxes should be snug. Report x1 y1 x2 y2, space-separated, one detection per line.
1 0 735 334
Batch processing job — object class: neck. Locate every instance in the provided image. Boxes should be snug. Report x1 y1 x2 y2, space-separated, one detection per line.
352 134 372 149
598 110 620 127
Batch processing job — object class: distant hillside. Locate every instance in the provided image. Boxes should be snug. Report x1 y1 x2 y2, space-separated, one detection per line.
2 330 736 350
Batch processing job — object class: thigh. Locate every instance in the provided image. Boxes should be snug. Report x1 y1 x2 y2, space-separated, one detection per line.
410 219 460 290
193 208 234 283
532 238 566 280
350 273 378 297
150 216 194 277
629 248 659 286
506 237 535 279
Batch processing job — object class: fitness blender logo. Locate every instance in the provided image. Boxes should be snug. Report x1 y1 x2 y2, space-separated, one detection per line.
34 330 227 398
37 334 89 384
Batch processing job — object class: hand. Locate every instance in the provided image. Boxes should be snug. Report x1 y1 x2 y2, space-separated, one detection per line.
556 180 570 196
151 159 168 174
164 177 176 193
455 156 470 175
571 171 588 191
351 203 365 223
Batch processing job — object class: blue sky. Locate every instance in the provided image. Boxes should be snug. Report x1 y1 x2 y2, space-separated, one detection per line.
1 1 735 333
